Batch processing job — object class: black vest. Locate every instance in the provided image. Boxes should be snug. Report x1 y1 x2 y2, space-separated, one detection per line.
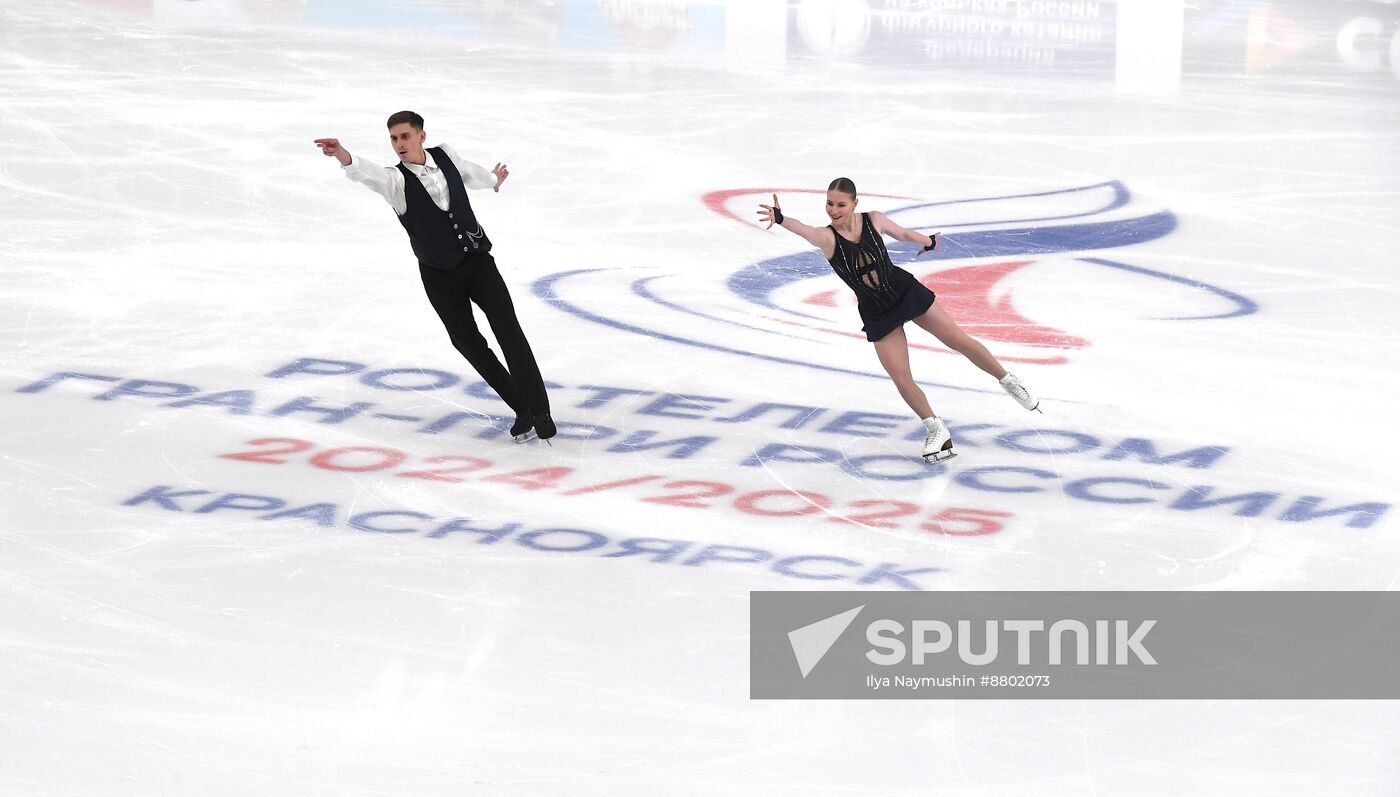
395 147 492 270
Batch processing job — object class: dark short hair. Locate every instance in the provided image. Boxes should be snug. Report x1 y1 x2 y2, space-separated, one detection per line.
828 177 857 198
387 110 424 131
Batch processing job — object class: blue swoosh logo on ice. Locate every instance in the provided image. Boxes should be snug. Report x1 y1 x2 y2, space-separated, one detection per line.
887 180 1132 228
728 210 1181 316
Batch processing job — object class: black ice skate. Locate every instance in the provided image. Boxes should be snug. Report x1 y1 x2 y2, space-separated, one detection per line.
510 415 536 444
533 412 557 447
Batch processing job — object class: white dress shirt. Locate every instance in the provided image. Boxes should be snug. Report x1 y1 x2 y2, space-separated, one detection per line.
343 143 497 216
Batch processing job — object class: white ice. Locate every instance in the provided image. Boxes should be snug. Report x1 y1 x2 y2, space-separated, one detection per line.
2 0 1398 794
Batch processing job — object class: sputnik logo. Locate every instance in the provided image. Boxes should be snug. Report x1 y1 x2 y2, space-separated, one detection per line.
789 605 865 678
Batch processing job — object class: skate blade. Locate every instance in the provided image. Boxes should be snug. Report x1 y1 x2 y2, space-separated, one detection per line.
512 430 538 444
923 450 957 463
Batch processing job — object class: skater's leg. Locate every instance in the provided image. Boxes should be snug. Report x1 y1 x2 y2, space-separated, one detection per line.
911 303 1007 379
419 264 527 414
873 327 954 460
872 327 933 419
912 305 1040 412
465 255 550 415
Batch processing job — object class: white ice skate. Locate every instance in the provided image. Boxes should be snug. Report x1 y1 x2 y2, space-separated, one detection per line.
922 417 956 462
999 372 1041 413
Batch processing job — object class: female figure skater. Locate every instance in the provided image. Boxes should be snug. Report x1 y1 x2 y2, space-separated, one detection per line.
757 178 1039 461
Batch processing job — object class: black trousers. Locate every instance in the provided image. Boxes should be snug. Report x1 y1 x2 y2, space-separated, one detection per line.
419 253 549 416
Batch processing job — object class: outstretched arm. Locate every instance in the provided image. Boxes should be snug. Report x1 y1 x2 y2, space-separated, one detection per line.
315 137 407 214
758 194 835 257
869 210 939 256
440 143 508 192
314 137 353 167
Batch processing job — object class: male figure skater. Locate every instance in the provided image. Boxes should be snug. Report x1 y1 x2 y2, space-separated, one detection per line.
315 111 554 442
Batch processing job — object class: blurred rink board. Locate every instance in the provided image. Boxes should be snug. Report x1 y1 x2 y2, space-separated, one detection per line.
786 0 1400 89
81 0 789 69
72 0 1400 87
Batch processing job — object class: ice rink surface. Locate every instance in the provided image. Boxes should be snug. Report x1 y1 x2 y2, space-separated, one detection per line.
2 0 1398 793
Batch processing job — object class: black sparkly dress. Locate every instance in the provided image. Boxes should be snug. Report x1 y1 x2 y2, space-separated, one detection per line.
826 213 936 342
